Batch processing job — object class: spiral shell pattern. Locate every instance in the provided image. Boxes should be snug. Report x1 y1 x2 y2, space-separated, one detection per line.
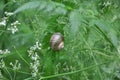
50 33 64 50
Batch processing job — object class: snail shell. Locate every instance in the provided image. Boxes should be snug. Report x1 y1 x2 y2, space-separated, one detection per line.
50 33 64 50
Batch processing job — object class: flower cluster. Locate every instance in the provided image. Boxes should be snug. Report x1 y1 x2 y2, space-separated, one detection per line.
10 60 21 70
0 59 5 68
5 12 14 16
0 11 20 34
0 49 10 54
0 17 7 26
0 12 13 27
28 41 42 54
27 41 42 78
7 20 20 34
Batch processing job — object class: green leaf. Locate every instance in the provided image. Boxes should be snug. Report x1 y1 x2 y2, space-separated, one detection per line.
14 1 67 15
108 30 118 48
14 1 41 14
69 10 83 37
94 20 118 48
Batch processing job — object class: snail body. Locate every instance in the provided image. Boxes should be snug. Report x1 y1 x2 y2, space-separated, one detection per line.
50 33 64 50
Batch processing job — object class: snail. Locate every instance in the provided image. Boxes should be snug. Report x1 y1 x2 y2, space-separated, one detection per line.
50 32 64 50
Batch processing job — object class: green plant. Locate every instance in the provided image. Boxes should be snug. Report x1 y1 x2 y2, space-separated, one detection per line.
0 0 120 80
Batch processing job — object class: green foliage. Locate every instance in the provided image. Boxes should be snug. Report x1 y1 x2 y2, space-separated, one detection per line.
0 0 120 80
69 10 83 37
14 0 67 15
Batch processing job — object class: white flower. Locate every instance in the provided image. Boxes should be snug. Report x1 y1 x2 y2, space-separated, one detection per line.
0 59 5 68
5 12 14 16
11 21 21 26
7 26 18 34
0 49 10 54
4 49 10 54
0 19 6 26
30 41 42 50
10 60 21 70
31 52 39 61
28 41 41 78
7 20 20 34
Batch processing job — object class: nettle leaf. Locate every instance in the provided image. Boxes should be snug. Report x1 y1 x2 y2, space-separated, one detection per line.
94 20 118 48
14 1 67 15
69 10 83 37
